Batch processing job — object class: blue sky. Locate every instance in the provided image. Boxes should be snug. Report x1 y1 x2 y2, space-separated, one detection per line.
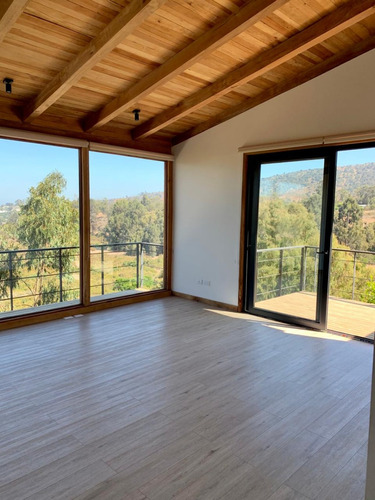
0 139 164 204
1 139 375 204
337 147 375 167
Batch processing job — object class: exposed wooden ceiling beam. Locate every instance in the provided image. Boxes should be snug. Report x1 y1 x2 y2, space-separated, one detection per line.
0 0 29 45
133 0 375 140
22 0 167 123
0 113 172 154
173 36 375 145
83 0 289 132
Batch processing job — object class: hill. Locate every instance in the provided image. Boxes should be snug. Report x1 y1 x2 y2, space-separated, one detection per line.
261 162 375 199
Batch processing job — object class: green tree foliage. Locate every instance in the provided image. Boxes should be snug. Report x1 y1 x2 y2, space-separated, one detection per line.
17 171 79 306
329 250 368 301
104 198 147 244
0 249 20 303
258 197 319 249
303 186 322 227
90 198 113 238
103 194 164 246
365 223 375 252
361 279 375 304
113 277 137 291
256 197 320 300
0 220 19 251
355 185 375 206
18 172 78 250
334 196 366 249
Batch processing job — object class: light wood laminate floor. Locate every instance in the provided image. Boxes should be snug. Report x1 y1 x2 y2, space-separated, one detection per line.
0 297 373 500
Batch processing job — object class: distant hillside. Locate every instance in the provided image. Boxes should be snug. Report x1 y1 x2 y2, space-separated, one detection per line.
261 163 375 199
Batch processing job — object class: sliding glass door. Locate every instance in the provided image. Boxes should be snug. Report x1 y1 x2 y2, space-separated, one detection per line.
244 149 336 330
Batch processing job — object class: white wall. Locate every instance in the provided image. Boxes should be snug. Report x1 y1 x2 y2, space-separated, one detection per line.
172 48 375 306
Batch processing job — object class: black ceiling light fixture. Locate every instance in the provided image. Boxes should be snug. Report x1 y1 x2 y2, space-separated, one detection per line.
132 108 140 121
3 78 13 94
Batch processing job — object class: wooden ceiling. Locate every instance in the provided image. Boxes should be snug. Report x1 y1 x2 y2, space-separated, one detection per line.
1 0 375 154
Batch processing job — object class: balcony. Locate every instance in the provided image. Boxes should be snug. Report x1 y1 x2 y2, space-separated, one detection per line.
0 242 163 317
255 246 375 341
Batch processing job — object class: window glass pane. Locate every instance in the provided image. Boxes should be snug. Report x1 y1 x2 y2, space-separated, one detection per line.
0 139 80 317
89 152 165 300
329 147 375 340
254 159 324 321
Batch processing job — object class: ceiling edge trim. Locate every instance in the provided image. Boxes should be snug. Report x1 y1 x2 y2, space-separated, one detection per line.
89 142 174 161
238 130 375 154
0 127 88 148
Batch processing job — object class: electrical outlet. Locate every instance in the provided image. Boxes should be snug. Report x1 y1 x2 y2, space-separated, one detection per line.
197 279 211 286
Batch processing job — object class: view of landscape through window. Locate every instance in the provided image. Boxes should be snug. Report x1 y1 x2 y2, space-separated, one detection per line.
254 147 375 339
89 152 165 300
255 158 324 322
0 139 165 317
0 139 80 315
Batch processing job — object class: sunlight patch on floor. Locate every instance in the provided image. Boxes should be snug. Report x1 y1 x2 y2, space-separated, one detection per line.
205 308 350 342
271 324 350 341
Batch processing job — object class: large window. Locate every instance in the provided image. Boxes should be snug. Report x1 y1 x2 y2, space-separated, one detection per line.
0 137 170 324
89 151 165 300
0 139 80 317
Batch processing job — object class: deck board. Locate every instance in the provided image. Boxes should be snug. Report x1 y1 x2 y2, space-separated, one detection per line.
256 292 375 340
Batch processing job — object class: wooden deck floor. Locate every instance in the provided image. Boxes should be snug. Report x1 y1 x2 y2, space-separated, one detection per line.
256 292 375 341
0 297 373 499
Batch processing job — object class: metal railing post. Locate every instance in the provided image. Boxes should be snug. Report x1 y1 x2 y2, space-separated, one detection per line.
136 243 140 288
300 246 306 291
140 243 144 288
8 251 14 311
352 251 357 300
59 248 63 302
278 249 283 296
101 245 105 295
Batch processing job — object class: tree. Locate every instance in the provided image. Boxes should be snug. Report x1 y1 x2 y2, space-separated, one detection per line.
140 194 164 250
17 171 79 306
258 198 319 249
103 194 164 247
256 197 320 299
334 196 365 249
303 186 322 227
104 198 148 245
355 185 375 206
90 198 112 238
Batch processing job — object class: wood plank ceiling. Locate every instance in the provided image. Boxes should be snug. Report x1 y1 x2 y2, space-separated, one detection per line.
1 0 375 154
